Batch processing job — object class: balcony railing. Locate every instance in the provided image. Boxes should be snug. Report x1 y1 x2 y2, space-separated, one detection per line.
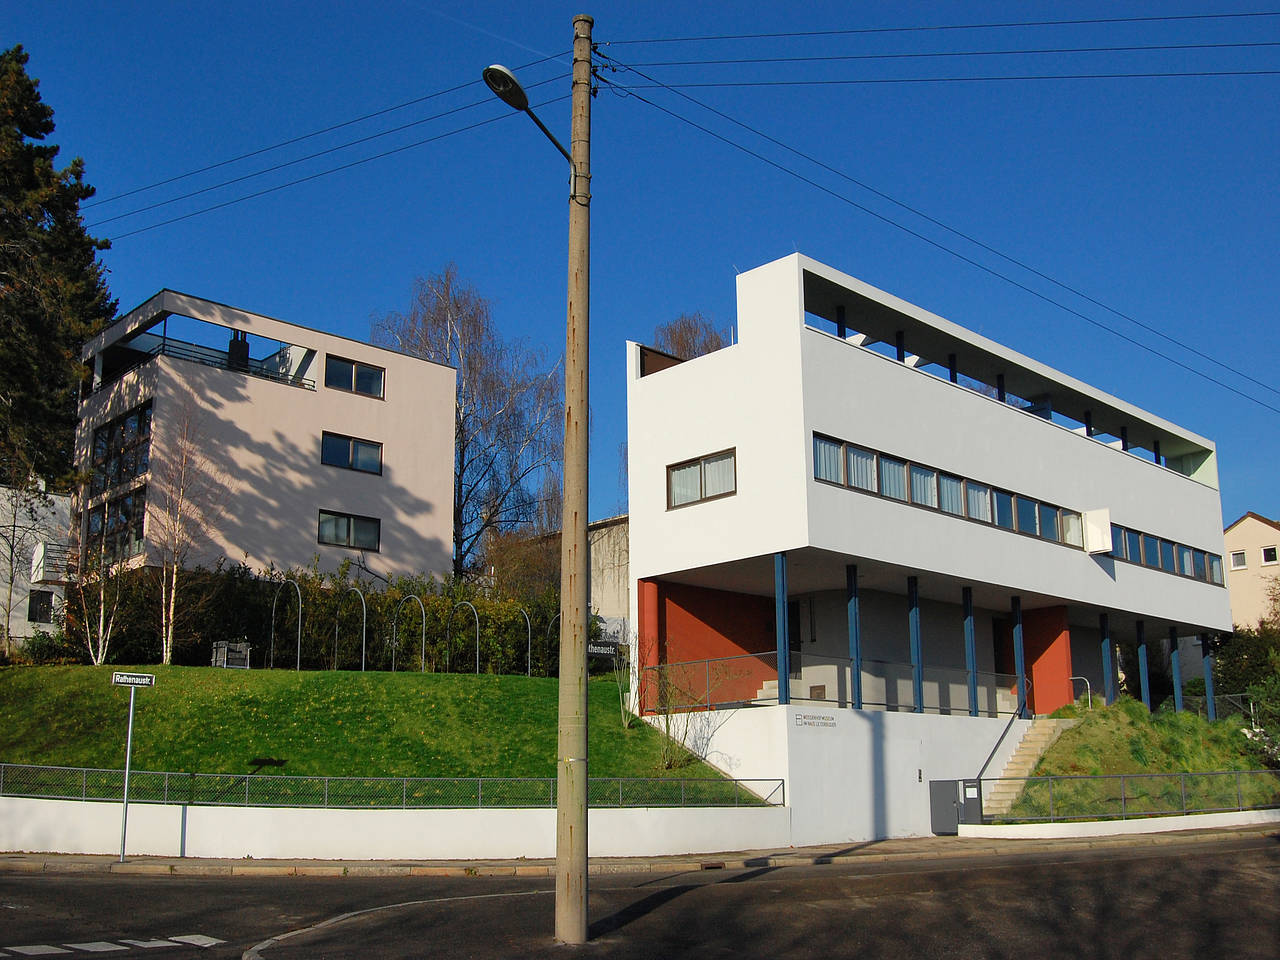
89 339 315 396
639 652 1018 717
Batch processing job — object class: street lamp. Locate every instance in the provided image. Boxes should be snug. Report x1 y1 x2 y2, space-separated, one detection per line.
483 14 593 946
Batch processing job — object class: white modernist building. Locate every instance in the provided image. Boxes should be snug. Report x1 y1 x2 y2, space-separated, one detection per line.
74 290 455 580
627 254 1233 840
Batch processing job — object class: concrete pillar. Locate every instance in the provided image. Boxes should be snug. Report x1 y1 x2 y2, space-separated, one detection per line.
1100 612 1116 706
1202 634 1217 721
774 552 790 705
1169 625 1183 713
908 576 923 713
1137 619 1151 711
1012 596 1027 718
963 587 977 717
846 564 862 709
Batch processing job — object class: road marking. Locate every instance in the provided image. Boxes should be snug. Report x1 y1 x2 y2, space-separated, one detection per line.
167 937 224 949
117 943 177 950
7 949 72 956
63 946 126 954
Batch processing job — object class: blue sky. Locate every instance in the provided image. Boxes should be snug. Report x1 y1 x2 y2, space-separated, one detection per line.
8 1 1278 527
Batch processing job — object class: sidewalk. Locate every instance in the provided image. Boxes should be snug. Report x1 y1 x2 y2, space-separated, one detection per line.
3 823 1275 878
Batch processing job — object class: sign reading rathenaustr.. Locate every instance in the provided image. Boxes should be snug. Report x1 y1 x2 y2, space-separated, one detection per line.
111 671 155 688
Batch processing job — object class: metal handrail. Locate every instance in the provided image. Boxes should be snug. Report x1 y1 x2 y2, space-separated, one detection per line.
88 340 316 396
976 676 1032 781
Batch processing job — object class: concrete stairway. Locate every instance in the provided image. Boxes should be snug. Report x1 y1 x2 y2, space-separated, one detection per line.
983 717 1080 818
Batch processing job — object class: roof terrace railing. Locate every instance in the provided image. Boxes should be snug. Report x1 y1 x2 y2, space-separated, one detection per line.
88 339 315 396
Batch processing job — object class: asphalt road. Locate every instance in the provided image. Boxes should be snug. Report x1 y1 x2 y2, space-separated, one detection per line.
3 835 1277 959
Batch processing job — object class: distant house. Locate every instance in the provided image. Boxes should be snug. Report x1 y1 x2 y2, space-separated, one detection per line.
1 483 70 647
73 290 455 580
1223 512 1280 628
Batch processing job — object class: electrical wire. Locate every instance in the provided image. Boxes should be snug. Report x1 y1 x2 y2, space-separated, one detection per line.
604 12 1280 45
616 70 1280 88
595 52 1280 401
107 94 570 242
625 40 1280 67
85 52 570 210
593 70 1280 416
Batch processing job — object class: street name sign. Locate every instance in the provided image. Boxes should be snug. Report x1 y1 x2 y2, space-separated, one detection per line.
112 672 156 688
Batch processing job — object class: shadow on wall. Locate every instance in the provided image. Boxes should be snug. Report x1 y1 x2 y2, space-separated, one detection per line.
143 359 448 579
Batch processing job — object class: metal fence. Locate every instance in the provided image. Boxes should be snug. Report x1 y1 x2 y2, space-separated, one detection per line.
1182 694 1256 724
640 652 1018 717
981 768 1280 823
0 762 783 810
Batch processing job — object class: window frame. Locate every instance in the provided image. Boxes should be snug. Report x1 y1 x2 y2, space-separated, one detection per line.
324 354 386 399
317 509 382 551
1230 550 1247 570
666 448 738 510
1262 545 1278 567
27 589 54 624
320 431 384 475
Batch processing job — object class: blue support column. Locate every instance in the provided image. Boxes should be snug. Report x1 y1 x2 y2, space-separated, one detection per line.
1012 596 1027 719
1137 619 1151 711
908 576 923 713
963 587 977 717
1100 612 1116 705
1169 625 1183 713
774 552 790 705
846 564 862 710
1202 634 1217 721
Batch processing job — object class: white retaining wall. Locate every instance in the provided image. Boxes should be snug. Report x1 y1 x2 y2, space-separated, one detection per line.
0 796 790 860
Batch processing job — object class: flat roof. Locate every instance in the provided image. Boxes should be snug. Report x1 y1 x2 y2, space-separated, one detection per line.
797 255 1214 459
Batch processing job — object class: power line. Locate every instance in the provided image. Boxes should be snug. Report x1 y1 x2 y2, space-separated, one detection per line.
604 12 1280 45
593 68 1280 417
618 69 1280 88
107 95 570 242
596 54 1280 403
626 40 1280 67
85 52 570 210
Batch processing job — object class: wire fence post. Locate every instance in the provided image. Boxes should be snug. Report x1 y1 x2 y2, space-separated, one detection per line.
477 778 483 808
402 779 407 809
1236 771 1243 810
618 780 623 808
1120 775 1127 819
1049 778 1055 821
1180 772 1188 815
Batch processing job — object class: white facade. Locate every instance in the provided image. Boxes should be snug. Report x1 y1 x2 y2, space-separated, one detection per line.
626 254 1232 840
75 291 455 580
1 485 70 646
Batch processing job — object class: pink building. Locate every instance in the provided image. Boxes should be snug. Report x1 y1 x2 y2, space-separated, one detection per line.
74 290 454 580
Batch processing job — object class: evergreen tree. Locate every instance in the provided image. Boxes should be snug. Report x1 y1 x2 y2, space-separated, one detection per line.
0 45 115 487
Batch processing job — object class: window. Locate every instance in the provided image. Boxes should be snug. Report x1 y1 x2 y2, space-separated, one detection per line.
1193 550 1207 581
1038 503 1060 543
1014 496 1039 535
325 355 384 398
1180 545 1195 576
27 590 53 624
1126 529 1143 565
1111 524 1127 560
847 447 876 492
1141 534 1160 568
909 465 937 508
667 450 736 508
879 456 907 501
939 474 964 516
1061 511 1083 547
1263 546 1278 566
813 436 843 484
89 401 152 497
85 485 146 563
1209 554 1224 585
321 432 383 474
318 510 381 550
993 490 1015 530
966 482 991 523
1159 540 1176 573
1230 550 1247 569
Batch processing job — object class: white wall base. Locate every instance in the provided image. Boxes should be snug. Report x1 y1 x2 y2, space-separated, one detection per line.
0 796 790 860
959 808 1280 839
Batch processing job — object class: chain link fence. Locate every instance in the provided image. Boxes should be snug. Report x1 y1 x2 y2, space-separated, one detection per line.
0 762 783 810
983 768 1280 823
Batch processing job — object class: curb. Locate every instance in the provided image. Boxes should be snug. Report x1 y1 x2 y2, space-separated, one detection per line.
5 825 1275 879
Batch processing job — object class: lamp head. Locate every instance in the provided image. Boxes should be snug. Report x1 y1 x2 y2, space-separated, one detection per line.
483 64 529 112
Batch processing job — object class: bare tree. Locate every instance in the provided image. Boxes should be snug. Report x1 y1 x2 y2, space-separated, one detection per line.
0 477 58 657
653 312 729 361
374 265 562 578
71 532 123 666
150 400 227 664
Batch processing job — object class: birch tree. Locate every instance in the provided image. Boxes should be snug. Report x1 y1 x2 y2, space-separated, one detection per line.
150 401 226 664
374 265 562 578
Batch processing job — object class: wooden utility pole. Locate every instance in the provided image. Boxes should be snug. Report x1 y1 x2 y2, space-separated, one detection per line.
556 12 593 946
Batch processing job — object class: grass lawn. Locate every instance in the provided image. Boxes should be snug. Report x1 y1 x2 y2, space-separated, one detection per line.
0 665 728 781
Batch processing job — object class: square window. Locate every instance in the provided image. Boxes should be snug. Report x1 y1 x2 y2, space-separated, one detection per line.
1141 534 1160 568
879 457 907 501
993 490 1014 530
813 436 843 484
1061 511 1083 547
1037 503 1060 542
847 447 876 492
1230 550 1247 570
318 510 381 551
1015 496 1038 536
966 482 992 523
939 475 964 516
667 450 735 508
27 590 53 624
701 452 736 498
1263 546 1278 566
324 356 354 391
1159 540 1176 573
909 465 937 508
